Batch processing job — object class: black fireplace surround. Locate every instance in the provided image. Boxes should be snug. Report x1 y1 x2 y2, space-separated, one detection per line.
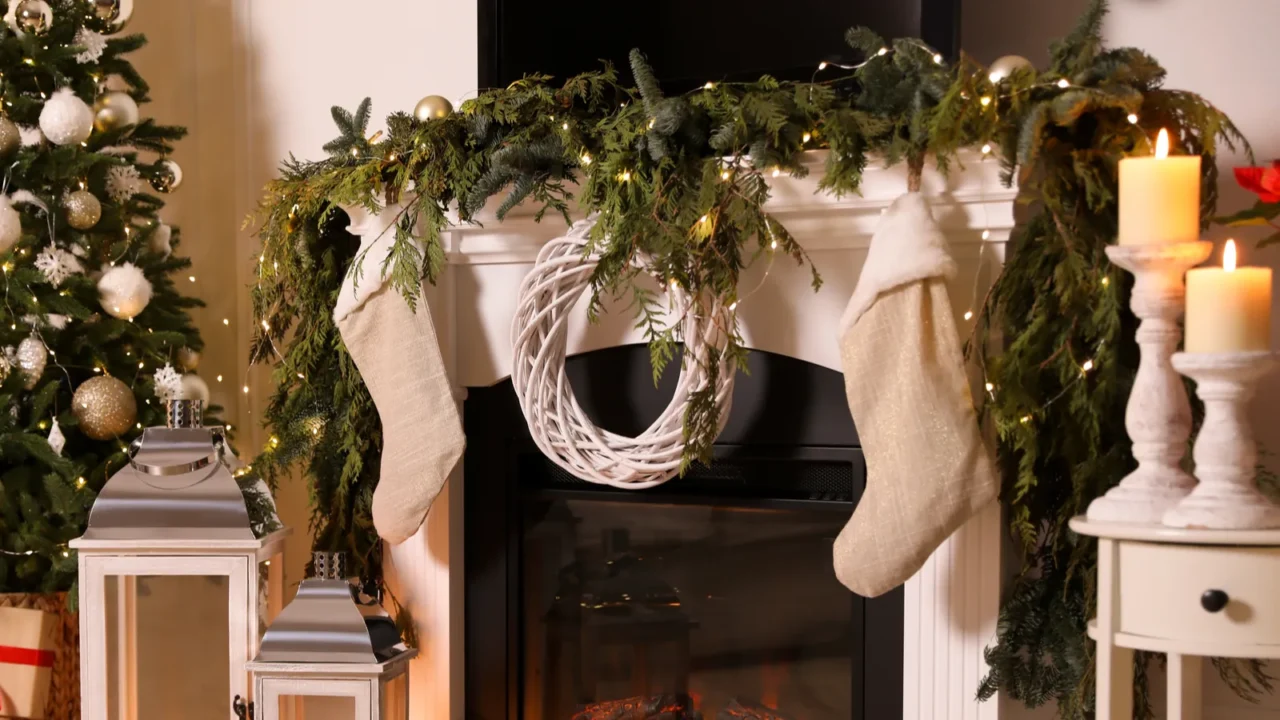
465 347 903 720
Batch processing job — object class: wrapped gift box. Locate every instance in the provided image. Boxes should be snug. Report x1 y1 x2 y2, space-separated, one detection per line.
0 606 57 719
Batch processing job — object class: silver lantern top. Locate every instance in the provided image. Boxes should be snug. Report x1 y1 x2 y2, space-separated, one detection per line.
80 399 256 541
254 552 408 664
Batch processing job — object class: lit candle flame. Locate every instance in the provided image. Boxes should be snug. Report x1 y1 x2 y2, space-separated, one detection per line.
1155 128 1170 159
1224 239 1237 272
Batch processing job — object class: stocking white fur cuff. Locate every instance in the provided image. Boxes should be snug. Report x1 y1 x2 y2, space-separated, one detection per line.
333 199 423 323
839 192 957 337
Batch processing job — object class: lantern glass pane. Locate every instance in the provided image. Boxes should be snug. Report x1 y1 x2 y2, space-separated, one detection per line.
279 695 356 718
104 575 230 720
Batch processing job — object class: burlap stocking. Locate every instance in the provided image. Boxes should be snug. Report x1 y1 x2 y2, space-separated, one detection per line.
334 203 465 545
834 193 997 598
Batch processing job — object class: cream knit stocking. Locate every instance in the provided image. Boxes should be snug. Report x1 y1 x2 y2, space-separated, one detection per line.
834 193 997 598
334 203 464 545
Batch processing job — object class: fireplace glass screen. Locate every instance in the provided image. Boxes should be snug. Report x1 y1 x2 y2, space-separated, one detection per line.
521 495 855 719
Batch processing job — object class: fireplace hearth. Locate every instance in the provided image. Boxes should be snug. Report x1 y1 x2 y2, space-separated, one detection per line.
465 347 903 719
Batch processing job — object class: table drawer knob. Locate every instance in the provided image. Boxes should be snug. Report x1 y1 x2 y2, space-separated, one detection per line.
1201 589 1229 613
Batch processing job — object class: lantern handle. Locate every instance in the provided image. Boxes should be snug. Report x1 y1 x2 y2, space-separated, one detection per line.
128 427 227 478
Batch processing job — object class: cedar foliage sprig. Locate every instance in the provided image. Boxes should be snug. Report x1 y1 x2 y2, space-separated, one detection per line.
249 4 1251 713
968 4 1248 717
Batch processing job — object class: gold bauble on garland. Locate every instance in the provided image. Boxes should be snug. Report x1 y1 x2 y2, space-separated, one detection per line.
150 158 183 193
413 95 453 122
0 116 20 160
93 91 139 133
64 189 102 230
987 54 1034 83
73 375 137 440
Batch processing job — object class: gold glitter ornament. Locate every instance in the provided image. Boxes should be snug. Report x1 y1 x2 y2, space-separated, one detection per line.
0 352 9 382
64 189 102 230
73 375 136 440
413 95 453 122
16 335 47 389
177 346 200 371
0 117 19 160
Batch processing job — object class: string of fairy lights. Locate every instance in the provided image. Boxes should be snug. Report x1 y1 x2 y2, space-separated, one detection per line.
6 41 1137 564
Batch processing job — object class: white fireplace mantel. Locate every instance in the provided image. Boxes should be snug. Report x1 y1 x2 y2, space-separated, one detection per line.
385 149 1013 720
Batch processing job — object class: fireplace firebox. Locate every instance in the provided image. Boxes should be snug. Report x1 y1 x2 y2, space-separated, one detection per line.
465 347 903 719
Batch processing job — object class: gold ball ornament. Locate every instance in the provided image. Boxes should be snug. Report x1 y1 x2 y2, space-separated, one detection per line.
64 189 102 230
73 375 136 440
0 353 9 382
16 335 47 389
413 95 453 122
150 159 183 193
177 346 200 371
0 117 19 160
90 0 132 32
15 0 53 34
93 91 139 133
987 55 1034 84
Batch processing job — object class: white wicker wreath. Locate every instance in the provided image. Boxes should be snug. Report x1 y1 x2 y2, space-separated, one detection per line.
511 219 737 489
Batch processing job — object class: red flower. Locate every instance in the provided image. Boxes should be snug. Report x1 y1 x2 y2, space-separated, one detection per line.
1235 161 1280 203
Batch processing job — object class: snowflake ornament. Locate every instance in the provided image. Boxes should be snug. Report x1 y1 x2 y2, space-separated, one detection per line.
47 419 65 456
34 245 83 286
106 165 141 202
35 245 83 286
153 362 182 401
74 28 108 64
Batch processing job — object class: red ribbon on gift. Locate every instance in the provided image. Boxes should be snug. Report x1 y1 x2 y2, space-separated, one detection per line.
0 644 54 668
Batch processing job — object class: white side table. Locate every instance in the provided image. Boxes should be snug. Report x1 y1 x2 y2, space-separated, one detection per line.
1071 517 1280 719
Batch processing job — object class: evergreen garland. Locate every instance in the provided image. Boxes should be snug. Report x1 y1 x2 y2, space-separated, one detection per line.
249 2 1250 712
0 1 277 595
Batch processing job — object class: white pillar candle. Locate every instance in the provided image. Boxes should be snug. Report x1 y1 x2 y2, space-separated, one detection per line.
1185 240 1273 353
1119 129 1202 245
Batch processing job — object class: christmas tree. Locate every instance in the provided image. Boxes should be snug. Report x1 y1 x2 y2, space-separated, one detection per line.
0 0 273 595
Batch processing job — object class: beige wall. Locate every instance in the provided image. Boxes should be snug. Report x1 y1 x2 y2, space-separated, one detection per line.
129 0 477 610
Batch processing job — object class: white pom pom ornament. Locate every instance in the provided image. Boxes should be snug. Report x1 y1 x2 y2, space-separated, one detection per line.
0 200 21 254
98 262 152 319
39 88 94 146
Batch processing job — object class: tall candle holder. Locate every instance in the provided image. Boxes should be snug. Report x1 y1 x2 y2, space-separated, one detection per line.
1087 241 1213 524
1163 351 1280 529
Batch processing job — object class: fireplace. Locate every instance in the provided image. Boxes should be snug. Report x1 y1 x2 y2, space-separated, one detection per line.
464 346 904 719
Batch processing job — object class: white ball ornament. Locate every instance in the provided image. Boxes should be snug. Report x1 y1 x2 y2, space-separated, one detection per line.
40 88 94 147
149 222 172 257
179 373 210 404
97 262 153 320
0 200 21 254
987 55 1034 84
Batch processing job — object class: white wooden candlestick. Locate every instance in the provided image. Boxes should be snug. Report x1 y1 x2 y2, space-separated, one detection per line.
1163 351 1280 529
1087 242 1213 524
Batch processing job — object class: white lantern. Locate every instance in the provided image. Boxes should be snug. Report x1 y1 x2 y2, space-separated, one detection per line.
247 552 416 720
70 399 290 720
